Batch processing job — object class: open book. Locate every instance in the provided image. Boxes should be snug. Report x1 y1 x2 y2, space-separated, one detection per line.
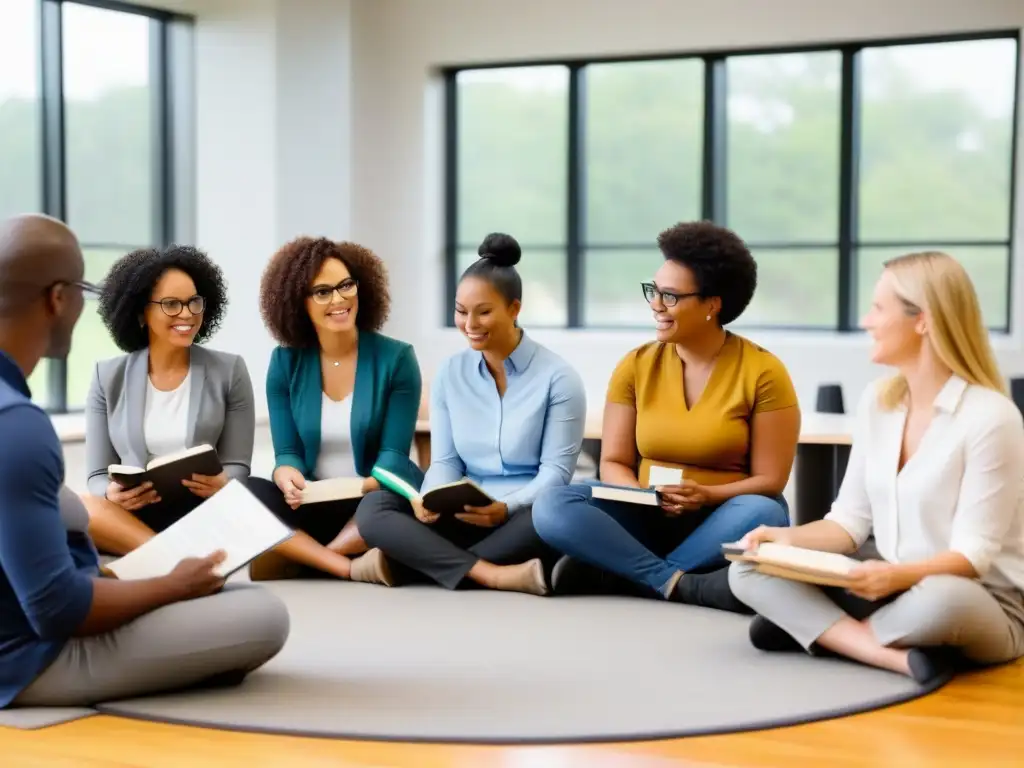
104 479 294 581
371 466 494 514
723 542 859 587
299 477 365 505
108 444 223 506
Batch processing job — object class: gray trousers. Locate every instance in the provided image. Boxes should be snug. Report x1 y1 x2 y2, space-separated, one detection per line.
13 584 289 707
729 561 1024 664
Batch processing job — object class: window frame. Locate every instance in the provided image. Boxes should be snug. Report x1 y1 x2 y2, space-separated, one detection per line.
441 30 1020 333
32 0 194 413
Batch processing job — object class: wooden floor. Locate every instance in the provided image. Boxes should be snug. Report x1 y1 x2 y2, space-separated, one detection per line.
2 659 1020 768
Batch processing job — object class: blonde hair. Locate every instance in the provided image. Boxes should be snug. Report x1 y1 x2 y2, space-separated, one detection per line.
877 251 1006 409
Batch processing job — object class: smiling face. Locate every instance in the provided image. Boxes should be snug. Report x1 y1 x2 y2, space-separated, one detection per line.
646 259 718 343
454 276 520 352
306 257 359 336
143 268 204 349
862 268 926 367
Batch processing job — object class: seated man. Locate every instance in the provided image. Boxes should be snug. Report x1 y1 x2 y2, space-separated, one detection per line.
0 214 289 709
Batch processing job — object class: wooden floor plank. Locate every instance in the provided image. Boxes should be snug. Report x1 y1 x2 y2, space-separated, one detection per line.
2 659 1020 767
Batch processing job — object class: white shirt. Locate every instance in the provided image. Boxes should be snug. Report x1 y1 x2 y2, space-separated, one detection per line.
314 392 358 480
143 368 192 460
825 375 1024 592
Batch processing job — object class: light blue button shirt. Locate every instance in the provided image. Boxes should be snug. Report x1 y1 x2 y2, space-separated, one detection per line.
422 332 587 513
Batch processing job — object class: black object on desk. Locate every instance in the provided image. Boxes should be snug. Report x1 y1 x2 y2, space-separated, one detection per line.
815 383 845 414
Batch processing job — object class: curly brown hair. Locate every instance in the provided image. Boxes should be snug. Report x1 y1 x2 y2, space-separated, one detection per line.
657 221 757 326
259 237 391 347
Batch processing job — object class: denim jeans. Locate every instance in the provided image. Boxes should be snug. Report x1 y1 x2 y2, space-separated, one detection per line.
533 480 790 595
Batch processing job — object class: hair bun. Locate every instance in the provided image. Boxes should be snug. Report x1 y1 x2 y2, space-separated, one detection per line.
478 233 521 268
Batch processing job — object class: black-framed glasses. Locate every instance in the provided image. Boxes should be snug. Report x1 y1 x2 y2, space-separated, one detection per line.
51 279 102 297
641 282 700 308
309 278 358 305
149 295 205 316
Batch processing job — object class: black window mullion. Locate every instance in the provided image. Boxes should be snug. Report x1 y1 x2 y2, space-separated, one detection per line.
701 56 727 224
567 65 584 328
837 47 862 332
150 16 172 248
40 0 67 414
443 74 458 325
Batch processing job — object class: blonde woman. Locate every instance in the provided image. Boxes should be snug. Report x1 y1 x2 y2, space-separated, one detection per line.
729 251 1024 684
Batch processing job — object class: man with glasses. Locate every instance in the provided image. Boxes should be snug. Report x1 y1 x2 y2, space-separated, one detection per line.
0 215 289 710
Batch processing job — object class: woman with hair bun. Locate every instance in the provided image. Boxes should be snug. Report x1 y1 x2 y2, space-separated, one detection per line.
355 232 587 595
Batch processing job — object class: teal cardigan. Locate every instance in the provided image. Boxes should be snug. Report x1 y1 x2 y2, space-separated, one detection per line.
266 331 424 488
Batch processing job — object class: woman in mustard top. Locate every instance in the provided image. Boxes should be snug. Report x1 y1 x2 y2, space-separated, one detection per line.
532 222 802 611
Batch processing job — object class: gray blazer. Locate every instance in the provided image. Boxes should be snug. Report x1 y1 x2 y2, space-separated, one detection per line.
85 346 255 497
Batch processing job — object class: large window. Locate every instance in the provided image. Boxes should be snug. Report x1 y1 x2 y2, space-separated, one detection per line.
1 0 193 412
444 32 1020 332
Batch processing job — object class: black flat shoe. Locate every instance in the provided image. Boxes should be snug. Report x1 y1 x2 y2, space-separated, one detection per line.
748 615 803 652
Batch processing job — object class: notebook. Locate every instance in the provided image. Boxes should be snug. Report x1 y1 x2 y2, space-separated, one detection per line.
104 479 294 581
108 444 223 506
371 466 495 514
590 484 662 506
723 541 860 587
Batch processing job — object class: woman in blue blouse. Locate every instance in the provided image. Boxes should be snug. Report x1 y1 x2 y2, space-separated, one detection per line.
356 233 587 595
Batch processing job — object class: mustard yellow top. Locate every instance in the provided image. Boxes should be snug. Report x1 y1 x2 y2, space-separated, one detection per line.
606 333 799 488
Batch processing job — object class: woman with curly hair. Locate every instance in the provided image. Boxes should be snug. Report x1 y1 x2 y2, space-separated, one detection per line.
532 221 801 610
355 233 587 596
244 237 422 585
82 245 256 553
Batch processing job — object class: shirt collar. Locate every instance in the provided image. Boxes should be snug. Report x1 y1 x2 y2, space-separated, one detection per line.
932 374 969 414
0 350 31 399
476 330 538 376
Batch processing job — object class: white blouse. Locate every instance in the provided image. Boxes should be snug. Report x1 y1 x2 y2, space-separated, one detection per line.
314 392 358 480
143 368 191 460
825 375 1024 592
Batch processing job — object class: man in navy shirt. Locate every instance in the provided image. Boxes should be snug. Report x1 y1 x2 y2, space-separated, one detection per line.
0 214 289 708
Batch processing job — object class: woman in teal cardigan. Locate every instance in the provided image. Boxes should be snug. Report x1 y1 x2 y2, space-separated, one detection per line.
245 237 423 584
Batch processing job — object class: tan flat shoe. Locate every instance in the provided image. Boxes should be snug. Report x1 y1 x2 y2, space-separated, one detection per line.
349 548 395 587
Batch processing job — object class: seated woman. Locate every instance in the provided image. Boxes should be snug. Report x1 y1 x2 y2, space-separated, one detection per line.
245 237 423 585
730 251 1024 683
532 221 800 610
83 246 256 553
355 233 587 596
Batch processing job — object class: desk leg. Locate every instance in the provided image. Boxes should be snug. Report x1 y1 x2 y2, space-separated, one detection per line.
794 443 851 526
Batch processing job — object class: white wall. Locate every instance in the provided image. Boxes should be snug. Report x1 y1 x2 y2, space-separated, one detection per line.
142 0 354 414
146 0 1024 416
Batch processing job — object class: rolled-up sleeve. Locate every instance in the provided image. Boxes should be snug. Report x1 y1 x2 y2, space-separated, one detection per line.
0 405 94 640
948 409 1024 577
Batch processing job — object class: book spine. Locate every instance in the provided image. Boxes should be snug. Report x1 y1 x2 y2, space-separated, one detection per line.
371 465 420 502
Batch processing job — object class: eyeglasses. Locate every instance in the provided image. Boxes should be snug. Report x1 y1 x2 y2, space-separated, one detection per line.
309 278 358 305
641 282 700 308
149 295 206 317
50 279 102 296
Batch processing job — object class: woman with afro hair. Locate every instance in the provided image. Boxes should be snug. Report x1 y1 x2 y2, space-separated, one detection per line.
243 237 422 586
532 221 801 611
82 245 256 553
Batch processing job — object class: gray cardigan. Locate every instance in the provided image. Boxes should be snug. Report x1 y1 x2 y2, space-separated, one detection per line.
85 346 255 497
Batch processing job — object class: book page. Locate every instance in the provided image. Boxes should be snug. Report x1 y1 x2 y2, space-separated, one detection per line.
147 443 215 470
755 543 859 576
105 480 293 581
301 477 365 504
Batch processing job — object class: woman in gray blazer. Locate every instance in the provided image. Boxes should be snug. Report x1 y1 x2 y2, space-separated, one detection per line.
83 246 256 554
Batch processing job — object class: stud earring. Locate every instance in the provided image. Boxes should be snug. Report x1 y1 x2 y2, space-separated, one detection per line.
706 314 712 321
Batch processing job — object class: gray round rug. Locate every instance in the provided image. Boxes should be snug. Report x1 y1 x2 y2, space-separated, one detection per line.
96 580 948 744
